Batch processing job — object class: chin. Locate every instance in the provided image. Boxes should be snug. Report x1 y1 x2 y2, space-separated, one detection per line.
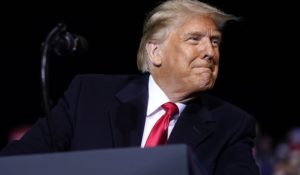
197 78 215 91
199 75 215 85
200 84 214 91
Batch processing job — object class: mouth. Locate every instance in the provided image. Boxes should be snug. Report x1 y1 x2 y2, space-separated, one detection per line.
192 66 213 71
191 61 213 70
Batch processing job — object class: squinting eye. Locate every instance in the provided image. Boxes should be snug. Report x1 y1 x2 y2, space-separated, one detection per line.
212 38 221 46
186 36 202 44
190 36 200 41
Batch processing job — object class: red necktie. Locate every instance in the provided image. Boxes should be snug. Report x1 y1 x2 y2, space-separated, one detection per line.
144 102 179 147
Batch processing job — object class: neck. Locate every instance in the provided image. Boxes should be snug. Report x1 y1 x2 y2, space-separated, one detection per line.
165 90 197 103
151 75 196 103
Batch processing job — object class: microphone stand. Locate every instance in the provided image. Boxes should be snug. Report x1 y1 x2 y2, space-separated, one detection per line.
40 23 68 152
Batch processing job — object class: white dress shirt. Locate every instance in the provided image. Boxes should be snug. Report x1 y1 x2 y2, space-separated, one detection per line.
141 75 185 147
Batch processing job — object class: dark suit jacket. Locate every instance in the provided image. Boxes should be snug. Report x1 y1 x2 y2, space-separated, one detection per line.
1 74 260 175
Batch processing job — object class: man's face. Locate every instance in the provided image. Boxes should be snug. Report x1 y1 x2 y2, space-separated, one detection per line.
152 15 221 101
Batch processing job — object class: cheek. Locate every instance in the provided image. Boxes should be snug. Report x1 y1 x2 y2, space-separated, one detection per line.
214 63 219 75
164 48 191 70
162 42 201 74
213 48 220 63
173 48 197 70
184 47 199 61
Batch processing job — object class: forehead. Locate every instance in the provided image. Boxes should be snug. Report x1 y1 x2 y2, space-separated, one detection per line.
174 15 221 36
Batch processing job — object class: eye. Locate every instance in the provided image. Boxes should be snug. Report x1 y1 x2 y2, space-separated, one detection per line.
211 38 221 47
190 36 200 41
186 35 202 44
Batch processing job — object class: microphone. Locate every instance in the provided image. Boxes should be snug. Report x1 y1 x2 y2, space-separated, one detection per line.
40 23 88 151
49 24 88 56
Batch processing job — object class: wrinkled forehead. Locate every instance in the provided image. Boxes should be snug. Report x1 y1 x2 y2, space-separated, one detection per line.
171 14 221 36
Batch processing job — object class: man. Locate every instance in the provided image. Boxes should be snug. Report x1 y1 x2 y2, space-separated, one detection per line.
1 0 260 174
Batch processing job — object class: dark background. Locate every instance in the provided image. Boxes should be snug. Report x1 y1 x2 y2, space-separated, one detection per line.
0 0 295 150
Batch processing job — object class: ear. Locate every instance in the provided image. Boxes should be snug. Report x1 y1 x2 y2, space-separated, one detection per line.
146 42 162 66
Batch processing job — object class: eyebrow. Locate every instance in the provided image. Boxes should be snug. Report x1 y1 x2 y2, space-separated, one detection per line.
184 31 222 39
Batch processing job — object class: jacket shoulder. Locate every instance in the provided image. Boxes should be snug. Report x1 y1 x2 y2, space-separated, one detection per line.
201 94 256 130
74 74 141 84
202 94 253 118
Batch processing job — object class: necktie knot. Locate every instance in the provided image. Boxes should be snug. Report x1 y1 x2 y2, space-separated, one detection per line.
162 102 179 117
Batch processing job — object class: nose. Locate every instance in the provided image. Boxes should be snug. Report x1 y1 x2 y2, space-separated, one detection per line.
201 38 215 62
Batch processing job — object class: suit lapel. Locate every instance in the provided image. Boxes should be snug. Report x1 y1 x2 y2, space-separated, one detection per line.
168 97 216 149
108 75 149 147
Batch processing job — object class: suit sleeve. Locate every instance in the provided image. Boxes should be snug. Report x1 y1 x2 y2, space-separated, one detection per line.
0 75 83 156
214 114 261 175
